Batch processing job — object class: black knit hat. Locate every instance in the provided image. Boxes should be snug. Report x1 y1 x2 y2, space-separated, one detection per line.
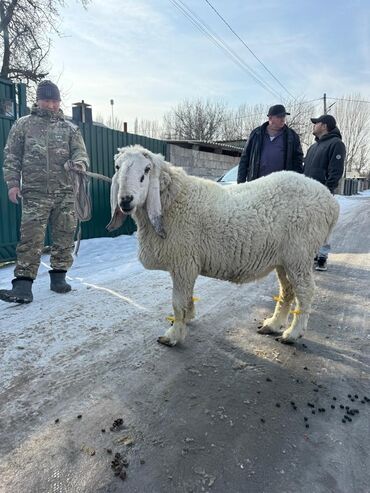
36 80 61 101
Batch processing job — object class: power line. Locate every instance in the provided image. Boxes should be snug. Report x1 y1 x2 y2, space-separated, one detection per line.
219 98 322 124
204 0 296 100
327 97 370 104
168 0 284 100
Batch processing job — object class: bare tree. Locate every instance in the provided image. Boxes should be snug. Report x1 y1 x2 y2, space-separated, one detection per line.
163 98 227 141
331 94 370 176
219 103 266 141
0 0 89 87
134 117 163 138
282 97 317 153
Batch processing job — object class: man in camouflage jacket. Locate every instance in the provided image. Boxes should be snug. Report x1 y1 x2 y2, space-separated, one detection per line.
0 80 89 304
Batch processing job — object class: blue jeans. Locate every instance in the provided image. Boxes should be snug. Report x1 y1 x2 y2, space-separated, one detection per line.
318 242 330 260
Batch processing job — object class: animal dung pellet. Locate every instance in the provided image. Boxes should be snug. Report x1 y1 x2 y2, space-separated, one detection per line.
260 418 265 423
110 418 124 431
307 402 315 408
266 377 272 382
77 414 82 419
305 424 309 429
333 397 337 401
54 418 60 424
340 405 344 409
101 429 106 433
304 417 308 422
276 403 281 408
331 405 335 409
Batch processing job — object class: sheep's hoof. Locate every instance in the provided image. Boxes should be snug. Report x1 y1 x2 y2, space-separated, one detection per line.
275 335 295 345
257 325 281 335
157 336 177 347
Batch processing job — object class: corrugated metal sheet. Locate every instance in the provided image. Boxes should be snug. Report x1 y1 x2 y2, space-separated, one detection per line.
0 112 168 262
0 118 22 262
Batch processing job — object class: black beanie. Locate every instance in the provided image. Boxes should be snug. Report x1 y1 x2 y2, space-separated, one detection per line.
36 80 61 101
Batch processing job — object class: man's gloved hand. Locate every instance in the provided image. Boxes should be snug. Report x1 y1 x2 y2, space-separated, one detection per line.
8 187 22 204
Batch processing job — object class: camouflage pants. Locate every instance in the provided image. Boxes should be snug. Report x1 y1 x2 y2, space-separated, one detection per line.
15 192 77 280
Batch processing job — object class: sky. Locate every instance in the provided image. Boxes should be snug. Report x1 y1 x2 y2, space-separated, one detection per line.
49 0 370 129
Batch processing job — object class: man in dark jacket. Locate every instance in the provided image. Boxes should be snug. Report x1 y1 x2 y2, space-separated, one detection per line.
237 104 303 183
304 114 346 271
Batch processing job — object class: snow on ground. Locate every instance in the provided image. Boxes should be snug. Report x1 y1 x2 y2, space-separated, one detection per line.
0 189 369 383
0 189 369 307
0 189 369 493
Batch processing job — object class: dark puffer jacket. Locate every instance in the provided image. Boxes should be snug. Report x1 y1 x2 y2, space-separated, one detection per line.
237 122 303 183
303 128 346 193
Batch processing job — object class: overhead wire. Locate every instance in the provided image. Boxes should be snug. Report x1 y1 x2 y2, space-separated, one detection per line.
168 0 284 100
327 97 370 104
204 0 296 100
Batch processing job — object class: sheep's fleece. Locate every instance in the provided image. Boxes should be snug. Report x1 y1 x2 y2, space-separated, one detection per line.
108 145 339 346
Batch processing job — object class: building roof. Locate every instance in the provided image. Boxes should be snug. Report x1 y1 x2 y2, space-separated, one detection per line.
166 139 244 154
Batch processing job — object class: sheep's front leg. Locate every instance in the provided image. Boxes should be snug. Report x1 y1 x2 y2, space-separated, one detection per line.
158 271 196 347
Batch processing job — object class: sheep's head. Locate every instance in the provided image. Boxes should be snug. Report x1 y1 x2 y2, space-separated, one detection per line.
106 145 167 238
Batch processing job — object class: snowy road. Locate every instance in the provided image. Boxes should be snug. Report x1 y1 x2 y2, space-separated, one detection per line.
0 192 370 493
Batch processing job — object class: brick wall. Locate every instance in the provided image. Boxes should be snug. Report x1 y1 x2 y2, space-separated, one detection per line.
168 144 240 180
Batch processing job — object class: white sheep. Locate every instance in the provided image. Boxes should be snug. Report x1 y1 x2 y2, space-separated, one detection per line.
107 145 339 347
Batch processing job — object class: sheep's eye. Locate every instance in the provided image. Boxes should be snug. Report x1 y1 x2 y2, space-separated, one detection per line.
115 165 120 170
144 166 151 174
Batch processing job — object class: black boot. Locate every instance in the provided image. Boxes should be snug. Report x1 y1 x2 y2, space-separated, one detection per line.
49 270 72 293
0 278 33 304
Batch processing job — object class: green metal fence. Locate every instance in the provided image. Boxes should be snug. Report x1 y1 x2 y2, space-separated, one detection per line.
0 84 168 262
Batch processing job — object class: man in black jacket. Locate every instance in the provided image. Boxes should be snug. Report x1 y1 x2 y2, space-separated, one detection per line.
304 114 346 271
237 104 303 183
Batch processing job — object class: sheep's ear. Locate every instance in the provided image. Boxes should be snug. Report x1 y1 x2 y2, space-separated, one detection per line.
106 172 127 232
146 173 166 239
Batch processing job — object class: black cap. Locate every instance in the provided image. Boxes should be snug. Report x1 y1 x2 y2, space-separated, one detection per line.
267 104 290 117
36 80 61 101
311 114 336 131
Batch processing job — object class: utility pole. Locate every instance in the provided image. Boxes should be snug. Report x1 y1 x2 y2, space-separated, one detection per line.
323 93 327 114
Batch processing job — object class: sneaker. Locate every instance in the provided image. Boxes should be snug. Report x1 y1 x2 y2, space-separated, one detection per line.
315 258 327 271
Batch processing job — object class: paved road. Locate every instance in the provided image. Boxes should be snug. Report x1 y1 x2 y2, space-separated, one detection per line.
1 194 369 493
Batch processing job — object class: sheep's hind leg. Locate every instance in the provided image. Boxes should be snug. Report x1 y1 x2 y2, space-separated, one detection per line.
277 269 315 344
158 272 196 347
258 266 294 335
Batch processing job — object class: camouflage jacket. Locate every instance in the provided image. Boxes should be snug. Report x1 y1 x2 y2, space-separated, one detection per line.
3 105 89 194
